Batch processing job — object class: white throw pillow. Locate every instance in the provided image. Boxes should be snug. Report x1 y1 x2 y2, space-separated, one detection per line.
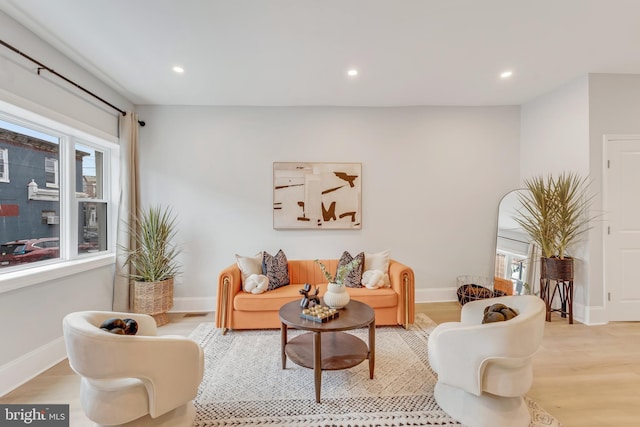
236 252 263 284
364 249 390 273
243 274 269 294
361 269 391 289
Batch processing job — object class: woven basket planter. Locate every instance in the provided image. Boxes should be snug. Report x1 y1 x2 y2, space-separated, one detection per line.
133 278 174 326
540 257 574 281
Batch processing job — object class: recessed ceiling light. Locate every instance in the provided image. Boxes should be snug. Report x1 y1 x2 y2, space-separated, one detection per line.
500 70 513 79
173 66 185 74
347 69 359 77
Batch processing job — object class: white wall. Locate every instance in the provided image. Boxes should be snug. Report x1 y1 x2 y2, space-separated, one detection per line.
520 75 591 319
0 11 131 137
587 73 640 322
520 75 590 178
137 105 520 308
0 266 114 395
0 11 131 394
520 73 640 324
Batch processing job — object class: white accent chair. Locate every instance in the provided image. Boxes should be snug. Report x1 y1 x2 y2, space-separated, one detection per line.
63 311 204 427
427 295 545 427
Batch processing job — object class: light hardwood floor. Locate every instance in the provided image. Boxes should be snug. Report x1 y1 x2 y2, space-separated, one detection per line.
2 304 639 427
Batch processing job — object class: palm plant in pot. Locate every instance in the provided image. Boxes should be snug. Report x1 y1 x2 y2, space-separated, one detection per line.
122 205 182 326
514 172 593 321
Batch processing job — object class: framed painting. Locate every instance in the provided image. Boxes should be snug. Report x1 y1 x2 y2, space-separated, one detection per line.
273 162 362 229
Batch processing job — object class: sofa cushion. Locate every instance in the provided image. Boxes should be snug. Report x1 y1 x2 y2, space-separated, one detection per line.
236 252 263 285
361 269 390 289
337 251 365 288
262 249 290 290
364 249 390 272
243 274 269 294
234 283 397 312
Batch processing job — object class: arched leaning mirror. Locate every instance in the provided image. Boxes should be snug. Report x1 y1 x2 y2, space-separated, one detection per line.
494 189 535 295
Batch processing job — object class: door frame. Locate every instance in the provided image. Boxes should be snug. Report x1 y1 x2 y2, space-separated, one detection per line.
602 134 640 321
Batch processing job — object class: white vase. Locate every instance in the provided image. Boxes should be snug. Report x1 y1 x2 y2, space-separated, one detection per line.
323 282 350 309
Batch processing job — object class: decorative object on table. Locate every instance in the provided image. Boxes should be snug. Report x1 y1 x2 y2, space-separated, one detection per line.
273 162 362 229
300 305 339 323
121 205 182 326
299 283 320 308
316 257 361 309
514 172 593 323
323 282 351 309
99 317 138 335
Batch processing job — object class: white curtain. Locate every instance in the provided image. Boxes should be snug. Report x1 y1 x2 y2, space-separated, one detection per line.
525 242 541 295
113 112 140 312
495 253 506 278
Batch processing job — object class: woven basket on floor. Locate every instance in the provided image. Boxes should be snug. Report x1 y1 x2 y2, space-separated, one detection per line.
456 275 505 306
133 278 174 326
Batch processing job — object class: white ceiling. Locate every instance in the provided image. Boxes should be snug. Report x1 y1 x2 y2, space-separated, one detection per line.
2 0 640 107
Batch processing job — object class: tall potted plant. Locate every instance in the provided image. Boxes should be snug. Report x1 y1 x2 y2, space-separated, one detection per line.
515 172 592 259
514 172 592 321
122 205 182 326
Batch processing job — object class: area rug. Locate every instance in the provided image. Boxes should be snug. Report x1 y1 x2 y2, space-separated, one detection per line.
190 313 562 427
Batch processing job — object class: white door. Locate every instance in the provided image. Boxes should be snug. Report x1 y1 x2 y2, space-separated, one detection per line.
604 135 640 321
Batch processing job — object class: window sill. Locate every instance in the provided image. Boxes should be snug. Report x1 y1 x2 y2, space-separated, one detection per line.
0 253 116 294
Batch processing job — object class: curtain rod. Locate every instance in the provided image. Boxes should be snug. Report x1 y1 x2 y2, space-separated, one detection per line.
0 39 145 126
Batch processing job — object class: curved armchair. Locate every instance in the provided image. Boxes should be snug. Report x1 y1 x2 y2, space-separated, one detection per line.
63 311 204 427
427 295 545 427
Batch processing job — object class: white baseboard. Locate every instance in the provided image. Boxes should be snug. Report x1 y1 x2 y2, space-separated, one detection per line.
416 287 457 303
580 303 608 325
169 296 216 313
0 337 67 397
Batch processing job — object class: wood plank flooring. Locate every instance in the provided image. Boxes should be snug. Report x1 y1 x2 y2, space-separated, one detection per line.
2 304 639 427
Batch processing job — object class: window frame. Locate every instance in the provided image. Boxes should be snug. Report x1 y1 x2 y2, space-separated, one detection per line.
0 100 120 294
45 157 59 188
0 147 8 182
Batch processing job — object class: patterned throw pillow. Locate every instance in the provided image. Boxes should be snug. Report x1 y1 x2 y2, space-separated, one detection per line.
262 249 290 290
337 251 365 288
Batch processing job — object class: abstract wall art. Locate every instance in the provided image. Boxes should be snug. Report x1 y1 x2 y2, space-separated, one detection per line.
273 162 362 229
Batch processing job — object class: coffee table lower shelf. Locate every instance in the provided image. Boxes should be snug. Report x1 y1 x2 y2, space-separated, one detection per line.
284 331 369 370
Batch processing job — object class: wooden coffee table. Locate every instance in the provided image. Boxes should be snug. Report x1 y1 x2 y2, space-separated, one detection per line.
279 299 375 402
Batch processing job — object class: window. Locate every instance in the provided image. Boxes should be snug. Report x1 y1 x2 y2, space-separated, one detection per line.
0 109 117 274
45 157 59 188
0 148 8 182
0 121 61 268
76 143 108 253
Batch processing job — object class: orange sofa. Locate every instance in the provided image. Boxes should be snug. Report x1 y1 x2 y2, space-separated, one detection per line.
215 258 415 333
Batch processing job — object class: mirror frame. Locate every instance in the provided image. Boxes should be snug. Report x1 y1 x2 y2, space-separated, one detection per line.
494 189 533 295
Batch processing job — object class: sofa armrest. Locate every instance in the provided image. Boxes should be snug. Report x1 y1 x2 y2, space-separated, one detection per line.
216 263 242 333
388 259 415 327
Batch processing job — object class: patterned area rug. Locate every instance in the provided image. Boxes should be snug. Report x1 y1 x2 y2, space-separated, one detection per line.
190 313 562 427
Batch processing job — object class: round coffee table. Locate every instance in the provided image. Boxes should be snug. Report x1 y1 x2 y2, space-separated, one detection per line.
279 299 375 402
